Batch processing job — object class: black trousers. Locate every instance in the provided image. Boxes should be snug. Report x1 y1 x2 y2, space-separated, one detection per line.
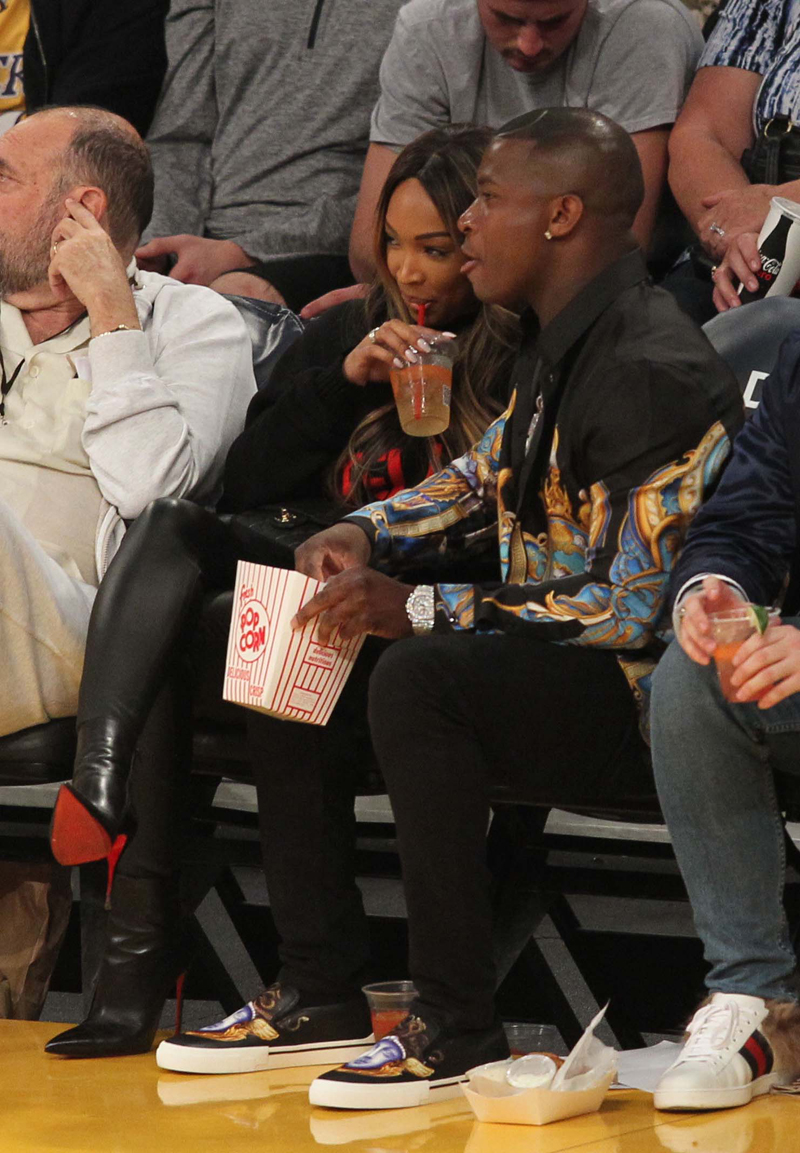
366 633 652 1029
247 639 387 1003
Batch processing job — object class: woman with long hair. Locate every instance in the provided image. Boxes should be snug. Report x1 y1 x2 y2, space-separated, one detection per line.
46 125 518 1062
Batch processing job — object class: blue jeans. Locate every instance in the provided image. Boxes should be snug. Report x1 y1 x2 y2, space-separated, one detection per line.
651 633 800 1002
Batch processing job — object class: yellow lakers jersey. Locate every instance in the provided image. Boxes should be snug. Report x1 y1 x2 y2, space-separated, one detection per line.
0 0 29 135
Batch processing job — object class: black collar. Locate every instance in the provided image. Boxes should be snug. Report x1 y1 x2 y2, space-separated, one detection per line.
522 248 649 369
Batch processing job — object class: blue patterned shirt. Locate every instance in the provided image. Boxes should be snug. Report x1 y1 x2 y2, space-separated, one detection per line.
700 0 800 131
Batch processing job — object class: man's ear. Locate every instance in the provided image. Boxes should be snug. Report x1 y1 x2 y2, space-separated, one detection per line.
547 194 584 239
67 185 109 226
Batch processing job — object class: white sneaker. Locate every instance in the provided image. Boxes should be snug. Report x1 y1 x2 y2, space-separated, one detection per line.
654 993 784 1111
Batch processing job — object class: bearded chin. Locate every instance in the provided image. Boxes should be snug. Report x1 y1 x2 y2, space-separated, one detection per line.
0 245 52 297
0 192 62 297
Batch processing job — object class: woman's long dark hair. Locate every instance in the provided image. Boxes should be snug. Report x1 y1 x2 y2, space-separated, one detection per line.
333 125 518 507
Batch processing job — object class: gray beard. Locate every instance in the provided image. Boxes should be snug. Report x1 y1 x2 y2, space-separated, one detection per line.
0 194 63 298
0 249 50 296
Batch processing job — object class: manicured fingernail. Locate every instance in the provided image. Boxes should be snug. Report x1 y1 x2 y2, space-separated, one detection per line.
405 348 419 363
748 280 757 291
441 332 457 339
393 357 404 368
417 339 431 352
751 261 760 271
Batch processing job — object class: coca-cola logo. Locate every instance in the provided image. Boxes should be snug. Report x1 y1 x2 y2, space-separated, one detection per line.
760 256 782 278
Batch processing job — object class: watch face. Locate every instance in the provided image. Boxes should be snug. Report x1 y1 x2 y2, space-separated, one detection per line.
407 586 435 634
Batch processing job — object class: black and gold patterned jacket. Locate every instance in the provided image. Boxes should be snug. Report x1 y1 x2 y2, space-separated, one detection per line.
348 251 744 730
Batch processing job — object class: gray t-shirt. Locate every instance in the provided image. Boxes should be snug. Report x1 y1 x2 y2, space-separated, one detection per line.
146 0 404 260
371 0 703 146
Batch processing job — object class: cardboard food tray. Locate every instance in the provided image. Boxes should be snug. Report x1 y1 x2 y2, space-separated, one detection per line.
461 1069 615 1126
223 562 366 726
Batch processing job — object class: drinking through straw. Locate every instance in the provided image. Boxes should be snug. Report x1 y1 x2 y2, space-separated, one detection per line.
390 301 454 436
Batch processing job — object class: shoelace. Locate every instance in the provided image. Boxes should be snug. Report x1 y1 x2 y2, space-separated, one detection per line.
680 1001 741 1061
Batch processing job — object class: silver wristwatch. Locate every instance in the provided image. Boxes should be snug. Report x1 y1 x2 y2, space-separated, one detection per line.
405 585 435 635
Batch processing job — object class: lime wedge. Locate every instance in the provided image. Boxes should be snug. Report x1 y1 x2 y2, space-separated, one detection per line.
746 604 771 635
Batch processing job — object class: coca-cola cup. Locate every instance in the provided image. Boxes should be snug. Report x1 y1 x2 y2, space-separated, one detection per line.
738 196 800 304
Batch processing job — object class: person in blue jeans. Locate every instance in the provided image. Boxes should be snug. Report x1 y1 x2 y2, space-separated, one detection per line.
650 331 800 1112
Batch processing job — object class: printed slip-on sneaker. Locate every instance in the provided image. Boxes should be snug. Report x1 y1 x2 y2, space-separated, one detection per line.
156 982 373 1075
309 1011 509 1110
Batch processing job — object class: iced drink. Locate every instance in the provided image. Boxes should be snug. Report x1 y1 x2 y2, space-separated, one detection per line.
362 981 417 1040
390 337 454 437
371 1010 409 1039
709 606 779 702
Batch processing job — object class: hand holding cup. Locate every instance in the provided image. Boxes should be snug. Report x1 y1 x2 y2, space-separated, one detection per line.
343 320 452 387
676 576 746 665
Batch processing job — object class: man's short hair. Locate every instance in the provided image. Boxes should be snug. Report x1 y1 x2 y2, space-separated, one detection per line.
497 107 645 227
45 106 154 246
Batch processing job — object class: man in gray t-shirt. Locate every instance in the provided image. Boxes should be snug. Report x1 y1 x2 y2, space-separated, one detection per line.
136 0 403 312
349 0 702 280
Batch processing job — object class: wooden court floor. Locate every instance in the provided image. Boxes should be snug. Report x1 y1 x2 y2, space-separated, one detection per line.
4 1021 800 1153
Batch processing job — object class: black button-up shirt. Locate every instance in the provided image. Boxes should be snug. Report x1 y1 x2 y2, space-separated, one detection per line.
352 248 745 729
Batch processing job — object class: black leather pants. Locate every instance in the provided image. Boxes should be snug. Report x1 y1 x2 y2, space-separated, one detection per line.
76 498 275 878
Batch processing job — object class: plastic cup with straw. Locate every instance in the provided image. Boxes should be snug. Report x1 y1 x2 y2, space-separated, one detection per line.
390 301 455 436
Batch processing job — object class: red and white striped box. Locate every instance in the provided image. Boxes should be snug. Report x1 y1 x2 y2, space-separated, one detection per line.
223 561 366 726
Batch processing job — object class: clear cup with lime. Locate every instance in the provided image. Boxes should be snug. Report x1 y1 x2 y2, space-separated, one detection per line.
708 604 780 702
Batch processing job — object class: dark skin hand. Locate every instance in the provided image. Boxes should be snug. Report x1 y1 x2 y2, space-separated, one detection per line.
294 523 373 581
291 567 415 644
294 523 415 643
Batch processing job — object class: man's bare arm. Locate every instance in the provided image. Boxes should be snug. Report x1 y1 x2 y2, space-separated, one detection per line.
668 66 761 236
348 143 399 282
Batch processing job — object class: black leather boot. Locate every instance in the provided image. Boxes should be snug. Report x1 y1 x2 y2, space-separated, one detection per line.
50 500 238 868
45 874 184 1058
50 718 137 869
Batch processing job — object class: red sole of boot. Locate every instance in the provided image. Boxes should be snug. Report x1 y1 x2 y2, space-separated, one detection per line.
50 786 112 865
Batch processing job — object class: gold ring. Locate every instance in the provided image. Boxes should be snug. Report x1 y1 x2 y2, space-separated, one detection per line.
51 241 59 256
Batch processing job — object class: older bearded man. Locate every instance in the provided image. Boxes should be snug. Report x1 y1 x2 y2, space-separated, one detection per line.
0 105 254 1018
0 105 254 738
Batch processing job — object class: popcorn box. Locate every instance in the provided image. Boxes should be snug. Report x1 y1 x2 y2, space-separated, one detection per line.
223 562 366 725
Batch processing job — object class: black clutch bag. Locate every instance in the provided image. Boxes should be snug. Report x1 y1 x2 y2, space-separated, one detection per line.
220 501 343 568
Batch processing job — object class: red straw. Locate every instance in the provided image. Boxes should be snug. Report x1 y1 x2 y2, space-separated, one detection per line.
413 304 426 421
